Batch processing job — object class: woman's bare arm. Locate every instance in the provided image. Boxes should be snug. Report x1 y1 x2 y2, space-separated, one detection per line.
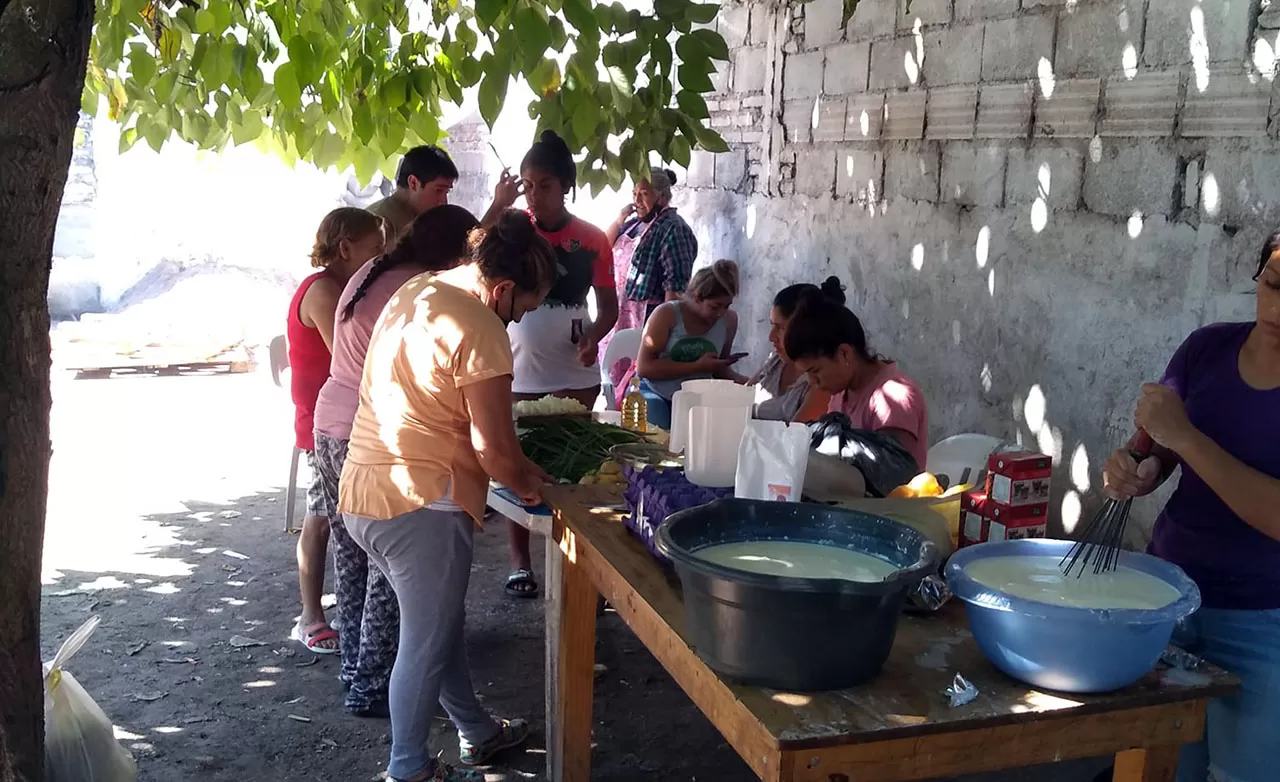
299 277 342 352
462 375 549 502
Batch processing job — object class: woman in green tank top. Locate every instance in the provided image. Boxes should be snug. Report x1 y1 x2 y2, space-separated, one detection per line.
636 259 748 429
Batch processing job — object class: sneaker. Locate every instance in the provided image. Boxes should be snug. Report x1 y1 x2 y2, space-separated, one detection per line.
458 718 530 765
389 759 483 782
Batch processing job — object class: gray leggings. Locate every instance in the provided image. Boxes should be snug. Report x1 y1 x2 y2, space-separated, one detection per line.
344 508 499 780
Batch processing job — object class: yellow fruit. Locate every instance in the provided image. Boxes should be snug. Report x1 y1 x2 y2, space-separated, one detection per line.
598 461 621 475
889 472 944 499
579 474 597 485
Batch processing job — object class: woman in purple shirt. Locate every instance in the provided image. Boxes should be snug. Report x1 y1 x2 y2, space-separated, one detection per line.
312 205 479 717
1103 234 1280 782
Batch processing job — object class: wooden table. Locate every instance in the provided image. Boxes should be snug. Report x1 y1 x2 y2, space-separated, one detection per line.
539 485 1237 782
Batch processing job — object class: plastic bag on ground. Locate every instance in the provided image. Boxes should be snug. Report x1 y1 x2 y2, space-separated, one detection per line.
44 616 137 782
735 419 810 502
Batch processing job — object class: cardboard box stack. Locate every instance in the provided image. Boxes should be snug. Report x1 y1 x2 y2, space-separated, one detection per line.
959 450 1053 547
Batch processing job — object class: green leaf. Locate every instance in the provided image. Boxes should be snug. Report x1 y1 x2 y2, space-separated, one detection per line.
457 57 482 88
382 74 407 108
118 126 139 153
691 28 730 61
154 69 177 104
194 8 215 33
274 62 302 110
685 3 719 24
606 65 633 111
128 44 156 86
676 90 709 119
654 0 691 21
232 110 264 145
82 85 100 117
571 99 597 143
677 63 713 93
287 35 315 85
514 6 553 60
242 63 264 102
352 99 374 143
408 110 439 145
669 134 692 168
529 59 562 95
478 74 503 128
674 33 707 63
475 0 504 28
190 36 209 74
694 126 729 153
549 17 569 49
313 131 344 170
379 115 407 158
139 115 167 152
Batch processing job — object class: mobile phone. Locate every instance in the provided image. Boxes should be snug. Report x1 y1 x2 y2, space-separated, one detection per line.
727 352 749 363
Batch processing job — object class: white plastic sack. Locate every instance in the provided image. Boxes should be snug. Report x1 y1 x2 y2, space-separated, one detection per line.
734 420 810 502
44 616 137 782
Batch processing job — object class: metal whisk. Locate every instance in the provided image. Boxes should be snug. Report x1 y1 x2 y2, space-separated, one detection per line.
1060 431 1154 577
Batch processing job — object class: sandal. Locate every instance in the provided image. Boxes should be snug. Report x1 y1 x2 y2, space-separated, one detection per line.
291 621 340 655
459 718 530 766
504 569 540 599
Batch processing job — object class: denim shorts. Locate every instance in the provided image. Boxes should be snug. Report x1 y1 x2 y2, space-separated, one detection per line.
1173 607 1280 782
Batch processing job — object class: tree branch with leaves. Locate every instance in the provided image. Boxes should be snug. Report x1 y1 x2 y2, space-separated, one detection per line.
85 0 733 194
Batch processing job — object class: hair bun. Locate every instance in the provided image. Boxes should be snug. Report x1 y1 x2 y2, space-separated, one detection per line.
662 168 678 186
820 275 847 305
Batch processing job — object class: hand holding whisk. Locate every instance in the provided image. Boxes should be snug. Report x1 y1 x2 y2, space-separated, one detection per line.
1060 431 1155 577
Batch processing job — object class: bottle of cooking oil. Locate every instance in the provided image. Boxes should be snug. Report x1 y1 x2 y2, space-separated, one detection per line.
621 377 648 432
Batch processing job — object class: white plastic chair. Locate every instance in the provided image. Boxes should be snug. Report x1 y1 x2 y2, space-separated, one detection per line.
926 433 1003 492
600 328 643 408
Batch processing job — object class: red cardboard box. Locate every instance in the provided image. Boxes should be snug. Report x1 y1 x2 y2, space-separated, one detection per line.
986 450 1053 507
959 491 991 548
987 502 1048 541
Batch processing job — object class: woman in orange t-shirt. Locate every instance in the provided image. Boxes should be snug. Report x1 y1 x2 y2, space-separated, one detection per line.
338 211 554 782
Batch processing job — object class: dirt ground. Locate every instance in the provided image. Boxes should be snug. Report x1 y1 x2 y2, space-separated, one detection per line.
39 368 1108 782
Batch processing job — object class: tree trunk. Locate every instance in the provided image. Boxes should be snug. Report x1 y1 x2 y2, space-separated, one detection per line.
0 0 95 778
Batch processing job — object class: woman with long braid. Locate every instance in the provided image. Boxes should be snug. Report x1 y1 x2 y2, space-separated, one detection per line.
312 205 480 717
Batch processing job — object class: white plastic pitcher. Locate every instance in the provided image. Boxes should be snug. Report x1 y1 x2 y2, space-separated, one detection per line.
685 404 752 487
669 379 756 454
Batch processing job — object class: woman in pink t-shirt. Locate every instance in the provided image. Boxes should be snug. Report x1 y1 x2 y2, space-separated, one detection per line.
784 297 930 473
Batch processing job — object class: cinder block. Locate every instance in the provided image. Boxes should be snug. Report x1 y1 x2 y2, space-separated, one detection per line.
982 16 1056 82
805 0 846 48
886 141 941 202
956 0 1018 21
824 42 871 94
1083 141 1179 218
783 50 825 99
927 86 978 139
1181 68 1271 137
796 149 837 196
719 4 750 49
715 149 748 190
783 99 815 144
923 25 984 86
1143 0 1254 67
749 3 773 45
870 36 924 91
846 93 886 139
976 82 1033 138
1034 78 1100 139
1006 145 1085 209
733 46 769 93
814 96 848 141
687 150 715 188
847 0 899 39
1202 145 1280 223
898 0 953 30
835 147 885 202
1055 1 1146 78
1100 71 1180 137
941 142 1007 206
884 91 927 139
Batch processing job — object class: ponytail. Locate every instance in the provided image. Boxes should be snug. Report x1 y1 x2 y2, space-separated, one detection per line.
341 204 479 322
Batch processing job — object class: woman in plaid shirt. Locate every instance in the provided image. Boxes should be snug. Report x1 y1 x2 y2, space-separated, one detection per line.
602 169 699 359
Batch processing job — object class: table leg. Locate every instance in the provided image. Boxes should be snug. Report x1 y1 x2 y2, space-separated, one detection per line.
1113 746 1181 782
545 528 598 782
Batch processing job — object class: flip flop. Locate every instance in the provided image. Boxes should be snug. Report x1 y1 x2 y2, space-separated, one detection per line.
504 569 540 599
291 621 340 655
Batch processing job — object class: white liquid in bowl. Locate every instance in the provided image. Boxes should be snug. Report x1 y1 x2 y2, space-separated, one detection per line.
964 555 1180 610
694 540 899 582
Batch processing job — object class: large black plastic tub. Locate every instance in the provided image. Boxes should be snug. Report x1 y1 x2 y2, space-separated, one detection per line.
656 499 939 691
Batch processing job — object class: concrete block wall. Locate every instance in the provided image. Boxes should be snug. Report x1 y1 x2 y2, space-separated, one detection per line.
679 0 1273 540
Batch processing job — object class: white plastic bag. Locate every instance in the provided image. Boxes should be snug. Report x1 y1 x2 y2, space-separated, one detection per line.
44 616 137 782
734 419 810 502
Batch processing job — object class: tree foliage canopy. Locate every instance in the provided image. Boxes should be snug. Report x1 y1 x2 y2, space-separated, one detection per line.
84 0 732 193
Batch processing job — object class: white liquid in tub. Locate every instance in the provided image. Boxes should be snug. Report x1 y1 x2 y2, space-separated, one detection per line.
694 541 899 582
964 555 1180 610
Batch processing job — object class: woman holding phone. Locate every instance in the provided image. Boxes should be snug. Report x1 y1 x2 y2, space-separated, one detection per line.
636 259 747 429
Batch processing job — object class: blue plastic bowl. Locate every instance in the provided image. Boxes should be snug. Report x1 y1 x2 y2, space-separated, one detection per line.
946 539 1201 694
